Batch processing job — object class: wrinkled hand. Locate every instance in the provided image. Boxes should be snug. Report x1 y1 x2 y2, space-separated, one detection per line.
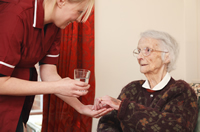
93 95 121 110
80 105 114 118
55 77 90 97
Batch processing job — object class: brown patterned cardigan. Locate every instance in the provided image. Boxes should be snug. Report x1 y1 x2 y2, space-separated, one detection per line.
97 78 198 132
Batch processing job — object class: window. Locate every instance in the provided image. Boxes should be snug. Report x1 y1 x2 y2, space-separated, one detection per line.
31 94 43 114
30 63 43 114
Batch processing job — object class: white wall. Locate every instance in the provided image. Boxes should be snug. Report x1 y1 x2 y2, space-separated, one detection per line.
185 0 200 82
93 0 200 131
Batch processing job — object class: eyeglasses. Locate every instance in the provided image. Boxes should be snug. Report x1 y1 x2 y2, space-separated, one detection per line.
133 47 168 57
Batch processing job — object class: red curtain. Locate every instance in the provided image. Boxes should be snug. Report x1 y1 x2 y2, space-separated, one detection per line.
42 10 95 132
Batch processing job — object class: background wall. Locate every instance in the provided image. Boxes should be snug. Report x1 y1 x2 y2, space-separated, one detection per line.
93 0 200 131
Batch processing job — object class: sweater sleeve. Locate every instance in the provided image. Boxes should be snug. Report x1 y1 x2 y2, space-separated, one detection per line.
117 81 198 132
97 81 143 132
97 110 123 132
97 81 141 132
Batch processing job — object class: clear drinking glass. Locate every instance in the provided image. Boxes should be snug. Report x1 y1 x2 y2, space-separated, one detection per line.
74 69 91 83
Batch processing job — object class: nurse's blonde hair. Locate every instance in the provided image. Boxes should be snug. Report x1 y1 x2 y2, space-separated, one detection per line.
71 0 94 22
45 0 94 22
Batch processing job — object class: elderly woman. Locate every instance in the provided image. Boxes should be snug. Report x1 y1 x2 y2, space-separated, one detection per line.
94 30 198 132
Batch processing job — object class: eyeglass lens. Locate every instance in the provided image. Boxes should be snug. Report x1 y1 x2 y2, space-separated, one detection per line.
133 48 151 57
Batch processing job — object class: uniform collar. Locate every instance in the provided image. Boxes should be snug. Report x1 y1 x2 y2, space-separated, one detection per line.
33 0 44 28
142 72 171 91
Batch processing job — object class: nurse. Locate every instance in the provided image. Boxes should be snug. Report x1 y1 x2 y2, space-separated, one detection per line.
0 0 110 131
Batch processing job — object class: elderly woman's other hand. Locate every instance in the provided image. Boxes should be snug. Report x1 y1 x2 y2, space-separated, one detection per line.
93 95 121 110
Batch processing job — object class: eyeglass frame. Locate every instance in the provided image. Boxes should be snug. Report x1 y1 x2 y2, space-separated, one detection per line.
133 47 168 57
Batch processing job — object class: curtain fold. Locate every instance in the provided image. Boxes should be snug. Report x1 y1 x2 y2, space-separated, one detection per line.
42 10 94 132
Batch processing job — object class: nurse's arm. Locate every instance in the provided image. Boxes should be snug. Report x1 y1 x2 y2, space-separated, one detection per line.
40 64 111 118
0 75 56 95
0 66 88 97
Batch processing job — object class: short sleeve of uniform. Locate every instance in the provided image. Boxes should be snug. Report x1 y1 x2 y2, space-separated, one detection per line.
39 29 61 65
0 4 23 76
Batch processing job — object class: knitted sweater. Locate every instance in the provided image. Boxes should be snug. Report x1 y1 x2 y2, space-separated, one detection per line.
97 78 198 132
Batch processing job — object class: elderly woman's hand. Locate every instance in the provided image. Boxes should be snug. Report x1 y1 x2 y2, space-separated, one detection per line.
93 95 121 110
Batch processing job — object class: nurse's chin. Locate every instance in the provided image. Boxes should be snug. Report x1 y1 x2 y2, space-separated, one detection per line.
60 23 72 29
60 26 67 29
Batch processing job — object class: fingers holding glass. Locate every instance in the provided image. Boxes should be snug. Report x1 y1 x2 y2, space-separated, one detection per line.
56 77 90 97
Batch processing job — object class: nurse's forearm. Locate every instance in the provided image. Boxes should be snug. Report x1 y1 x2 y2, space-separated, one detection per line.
39 64 85 112
55 94 84 113
0 64 59 95
44 73 85 112
41 73 85 112
0 76 56 95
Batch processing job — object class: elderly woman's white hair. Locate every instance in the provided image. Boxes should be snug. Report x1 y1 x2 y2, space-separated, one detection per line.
140 30 179 72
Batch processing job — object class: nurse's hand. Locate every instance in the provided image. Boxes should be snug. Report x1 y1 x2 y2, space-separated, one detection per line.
79 105 114 118
55 77 90 97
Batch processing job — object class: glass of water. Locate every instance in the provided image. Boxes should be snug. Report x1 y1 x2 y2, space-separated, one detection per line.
74 69 91 84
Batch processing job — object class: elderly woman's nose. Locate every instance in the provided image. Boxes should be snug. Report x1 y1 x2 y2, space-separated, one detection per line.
137 51 144 59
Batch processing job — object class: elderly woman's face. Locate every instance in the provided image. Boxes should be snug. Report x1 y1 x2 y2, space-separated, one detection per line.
137 38 166 75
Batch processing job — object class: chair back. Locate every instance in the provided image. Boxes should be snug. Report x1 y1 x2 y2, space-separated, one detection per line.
190 83 200 132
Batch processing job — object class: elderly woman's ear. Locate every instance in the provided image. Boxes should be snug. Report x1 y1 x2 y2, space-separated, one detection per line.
164 52 170 64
